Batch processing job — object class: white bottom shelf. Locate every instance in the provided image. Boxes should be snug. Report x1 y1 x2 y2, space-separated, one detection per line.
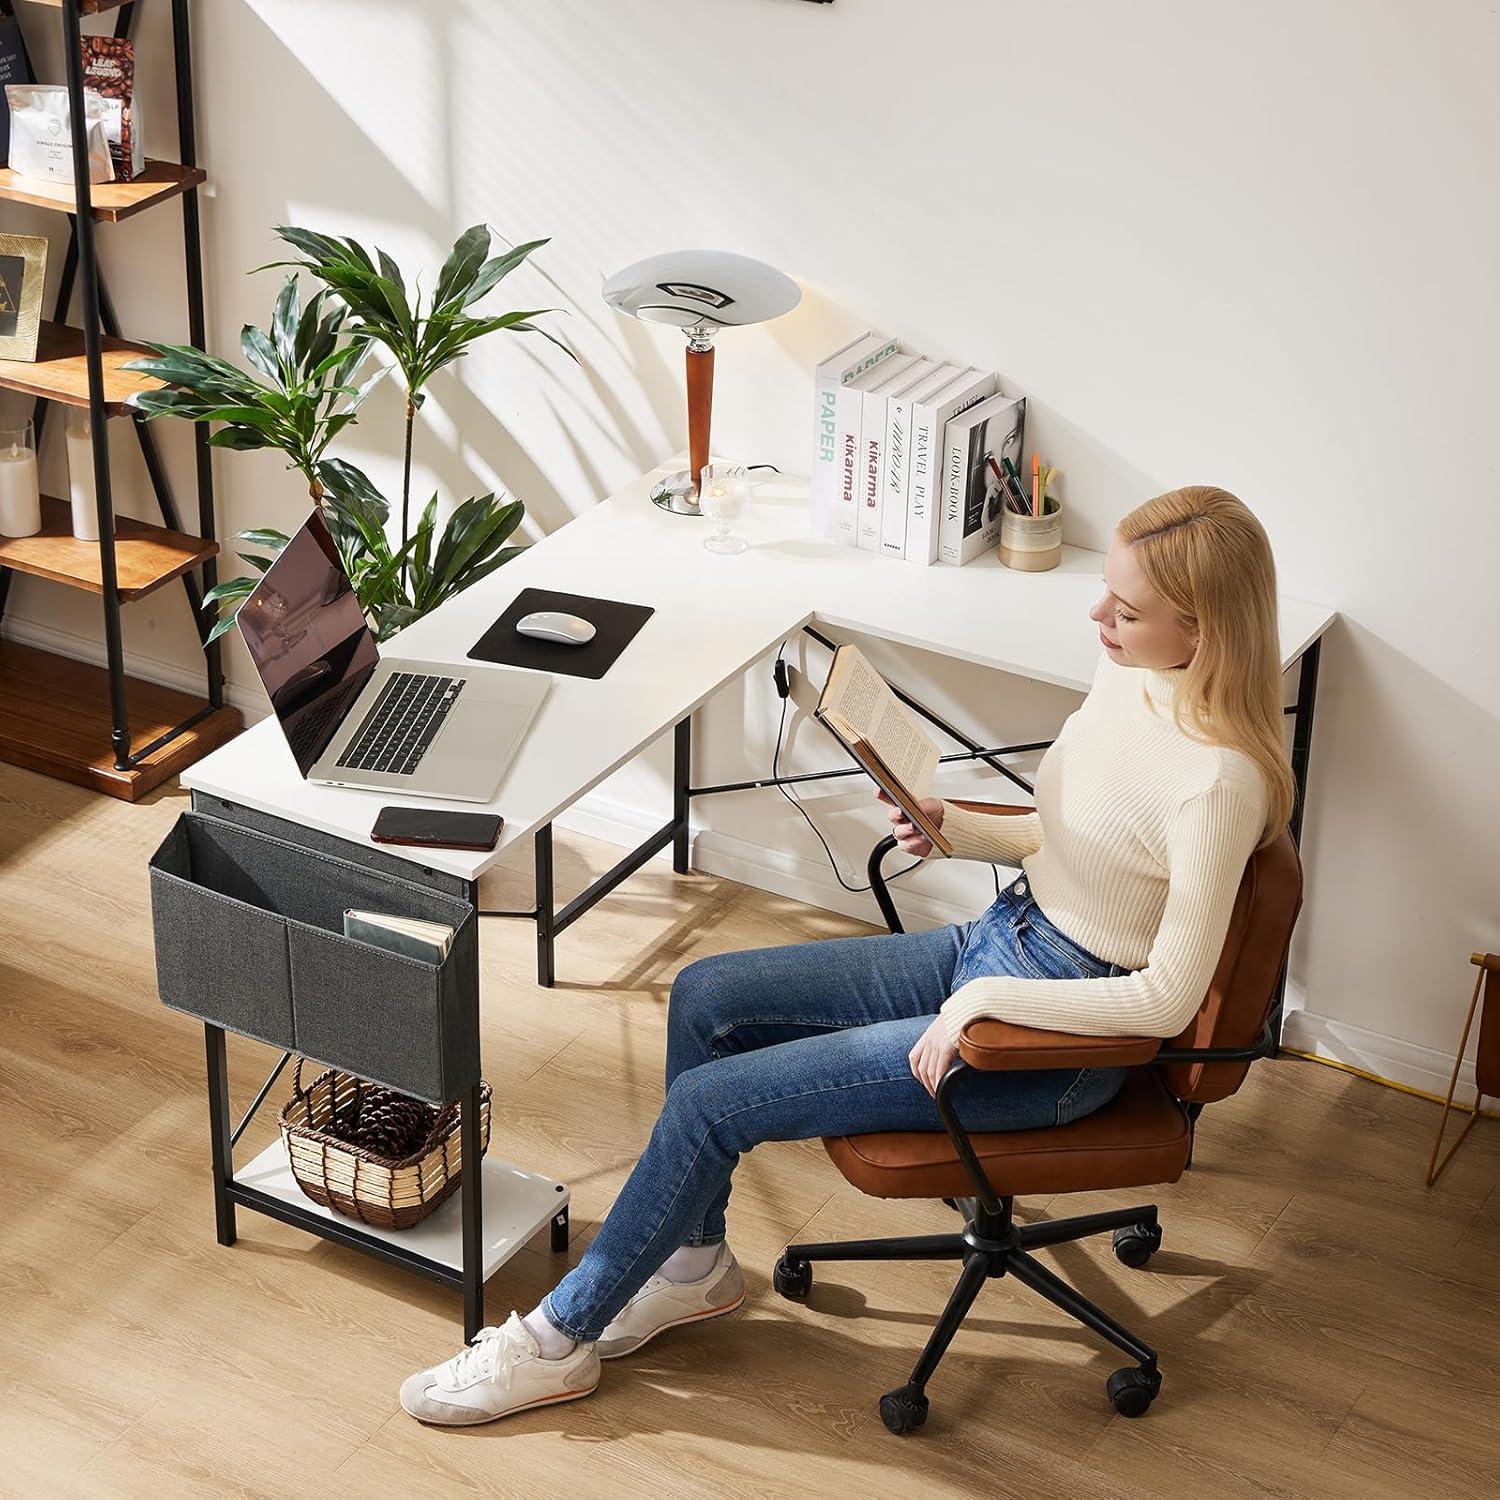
237 1139 570 1282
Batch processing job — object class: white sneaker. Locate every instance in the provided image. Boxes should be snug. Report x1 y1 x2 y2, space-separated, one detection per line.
596 1242 746 1361
399 1311 600 1426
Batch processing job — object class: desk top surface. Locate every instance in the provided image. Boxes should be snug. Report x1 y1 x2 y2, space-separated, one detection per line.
184 465 1337 880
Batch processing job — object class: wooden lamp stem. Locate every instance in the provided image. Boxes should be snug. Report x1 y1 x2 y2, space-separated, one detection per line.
686 341 715 494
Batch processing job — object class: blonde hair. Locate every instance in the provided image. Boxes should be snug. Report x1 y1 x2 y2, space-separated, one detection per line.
1117 486 1295 847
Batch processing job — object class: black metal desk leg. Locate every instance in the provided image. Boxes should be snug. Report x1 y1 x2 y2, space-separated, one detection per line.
461 1080 484 1341
1269 637 1322 1049
673 715 692 874
204 1024 236 1246
535 824 555 988
1288 636 1321 848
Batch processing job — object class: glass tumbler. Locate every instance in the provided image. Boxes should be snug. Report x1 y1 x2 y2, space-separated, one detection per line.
699 462 749 556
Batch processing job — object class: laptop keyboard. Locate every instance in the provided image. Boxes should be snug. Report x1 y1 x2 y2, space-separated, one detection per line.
335 672 465 776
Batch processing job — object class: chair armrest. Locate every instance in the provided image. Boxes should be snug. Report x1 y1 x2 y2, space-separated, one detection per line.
1153 1020 1277 1064
957 1018 1163 1071
945 800 1035 818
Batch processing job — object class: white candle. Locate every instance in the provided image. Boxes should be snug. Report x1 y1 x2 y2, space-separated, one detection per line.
0 443 41 538
66 410 109 542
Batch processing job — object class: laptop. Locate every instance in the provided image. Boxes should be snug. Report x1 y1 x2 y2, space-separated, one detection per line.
239 510 549 801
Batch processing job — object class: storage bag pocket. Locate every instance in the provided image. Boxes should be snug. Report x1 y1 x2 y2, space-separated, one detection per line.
148 810 478 1104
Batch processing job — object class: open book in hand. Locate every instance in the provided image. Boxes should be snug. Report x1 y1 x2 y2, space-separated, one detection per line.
814 643 953 857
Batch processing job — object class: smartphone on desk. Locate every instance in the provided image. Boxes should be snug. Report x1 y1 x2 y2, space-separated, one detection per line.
371 806 504 852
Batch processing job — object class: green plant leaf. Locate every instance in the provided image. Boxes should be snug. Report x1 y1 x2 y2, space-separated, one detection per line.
202 575 257 608
205 611 245 646
240 325 281 383
232 527 291 553
433 224 492 309
272 274 301 370
317 458 391 522
461 238 549 309
208 427 275 450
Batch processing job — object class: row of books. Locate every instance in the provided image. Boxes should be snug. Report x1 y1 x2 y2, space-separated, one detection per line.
811 331 1026 566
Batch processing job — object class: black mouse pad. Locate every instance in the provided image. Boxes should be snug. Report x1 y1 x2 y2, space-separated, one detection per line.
468 587 655 680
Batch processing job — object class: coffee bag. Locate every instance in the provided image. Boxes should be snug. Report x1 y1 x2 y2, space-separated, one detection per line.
5 84 113 185
81 35 143 181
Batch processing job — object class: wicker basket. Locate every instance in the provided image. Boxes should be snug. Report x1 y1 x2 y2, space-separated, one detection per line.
278 1060 492 1230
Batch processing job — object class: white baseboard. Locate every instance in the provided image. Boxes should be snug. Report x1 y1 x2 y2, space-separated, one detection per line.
2 614 266 718
1281 1008 1478 1105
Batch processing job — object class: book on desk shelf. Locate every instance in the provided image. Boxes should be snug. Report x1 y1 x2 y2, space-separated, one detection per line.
857 353 923 552
819 333 901 546
937 391 1026 566
906 368 998 565
883 361 965 560
812 331 899 540
343 910 455 962
878 357 941 560
814 643 952 857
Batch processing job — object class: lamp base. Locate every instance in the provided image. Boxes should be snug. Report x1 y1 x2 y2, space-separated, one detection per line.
649 469 705 516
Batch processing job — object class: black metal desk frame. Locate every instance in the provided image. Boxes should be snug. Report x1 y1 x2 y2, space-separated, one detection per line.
484 623 1321 1047
200 625 1317 1342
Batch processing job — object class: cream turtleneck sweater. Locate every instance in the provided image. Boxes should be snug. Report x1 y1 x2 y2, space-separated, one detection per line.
936 651 1270 1043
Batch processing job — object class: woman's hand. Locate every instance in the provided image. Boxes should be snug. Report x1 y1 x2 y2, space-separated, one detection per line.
876 788 945 858
909 1013 959 1097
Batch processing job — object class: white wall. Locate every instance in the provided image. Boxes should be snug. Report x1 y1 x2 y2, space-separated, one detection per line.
5 1 1496 1096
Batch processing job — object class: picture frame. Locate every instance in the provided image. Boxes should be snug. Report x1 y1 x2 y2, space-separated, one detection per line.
0 232 47 362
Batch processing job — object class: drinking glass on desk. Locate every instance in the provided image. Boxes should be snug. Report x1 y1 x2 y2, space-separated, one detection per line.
699 462 749 555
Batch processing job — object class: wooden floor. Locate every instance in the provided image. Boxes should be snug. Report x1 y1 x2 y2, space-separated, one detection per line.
2 763 1498 1499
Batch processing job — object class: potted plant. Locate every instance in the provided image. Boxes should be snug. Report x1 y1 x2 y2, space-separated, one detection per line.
127 224 573 643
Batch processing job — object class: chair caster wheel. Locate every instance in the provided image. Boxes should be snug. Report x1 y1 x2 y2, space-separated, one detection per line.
1107 1366 1162 1417
1112 1222 1162 1268
879 1385 929 1434
773 1254 812 1300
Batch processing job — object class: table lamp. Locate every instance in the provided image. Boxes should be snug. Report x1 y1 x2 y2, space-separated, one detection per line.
603 249 801 513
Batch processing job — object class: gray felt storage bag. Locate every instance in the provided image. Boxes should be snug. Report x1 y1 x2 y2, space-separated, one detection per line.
148 809 479 1105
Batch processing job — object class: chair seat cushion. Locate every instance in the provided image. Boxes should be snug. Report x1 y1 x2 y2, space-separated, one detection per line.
823 1069 1191 1200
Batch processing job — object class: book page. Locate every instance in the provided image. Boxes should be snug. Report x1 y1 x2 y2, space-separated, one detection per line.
822 647 939 796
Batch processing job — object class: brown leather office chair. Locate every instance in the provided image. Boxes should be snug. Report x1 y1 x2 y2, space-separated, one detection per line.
774 807 1303 1434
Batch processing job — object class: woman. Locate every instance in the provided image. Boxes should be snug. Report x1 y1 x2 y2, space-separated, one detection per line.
400 485 1296 1426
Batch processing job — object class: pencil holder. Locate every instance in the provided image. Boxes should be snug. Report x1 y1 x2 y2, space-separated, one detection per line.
999 496 1062 572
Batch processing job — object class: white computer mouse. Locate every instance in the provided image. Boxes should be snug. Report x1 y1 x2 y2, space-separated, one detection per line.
516 610 596 646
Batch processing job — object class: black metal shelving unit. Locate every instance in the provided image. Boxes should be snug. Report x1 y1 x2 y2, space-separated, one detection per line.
0 0 239 800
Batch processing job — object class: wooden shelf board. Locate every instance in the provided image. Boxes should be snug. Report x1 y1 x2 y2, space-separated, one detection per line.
0 321 162 414
0 496 217 601
0 640 242 801
0 159 207 223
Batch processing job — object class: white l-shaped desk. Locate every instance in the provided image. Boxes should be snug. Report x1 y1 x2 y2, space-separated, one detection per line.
187 463 1337 987
180 461 1336 1338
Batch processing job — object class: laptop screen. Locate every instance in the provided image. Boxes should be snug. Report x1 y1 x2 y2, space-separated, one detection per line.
238 510 379 776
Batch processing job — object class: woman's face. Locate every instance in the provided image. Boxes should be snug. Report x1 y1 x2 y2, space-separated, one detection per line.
1089 532 1199 670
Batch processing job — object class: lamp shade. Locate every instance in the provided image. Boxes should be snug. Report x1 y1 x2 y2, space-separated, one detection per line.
602 249 800 332
603 249 800 513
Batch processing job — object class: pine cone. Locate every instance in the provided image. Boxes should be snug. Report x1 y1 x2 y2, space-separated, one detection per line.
346 1087 436 1159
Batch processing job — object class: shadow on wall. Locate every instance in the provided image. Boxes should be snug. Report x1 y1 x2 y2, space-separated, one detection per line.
205 4 676 541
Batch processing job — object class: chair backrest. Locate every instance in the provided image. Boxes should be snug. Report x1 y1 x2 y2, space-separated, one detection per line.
1163 829 1303 1105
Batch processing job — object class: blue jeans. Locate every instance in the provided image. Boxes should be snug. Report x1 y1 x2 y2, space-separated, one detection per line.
543 876 1134 1341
